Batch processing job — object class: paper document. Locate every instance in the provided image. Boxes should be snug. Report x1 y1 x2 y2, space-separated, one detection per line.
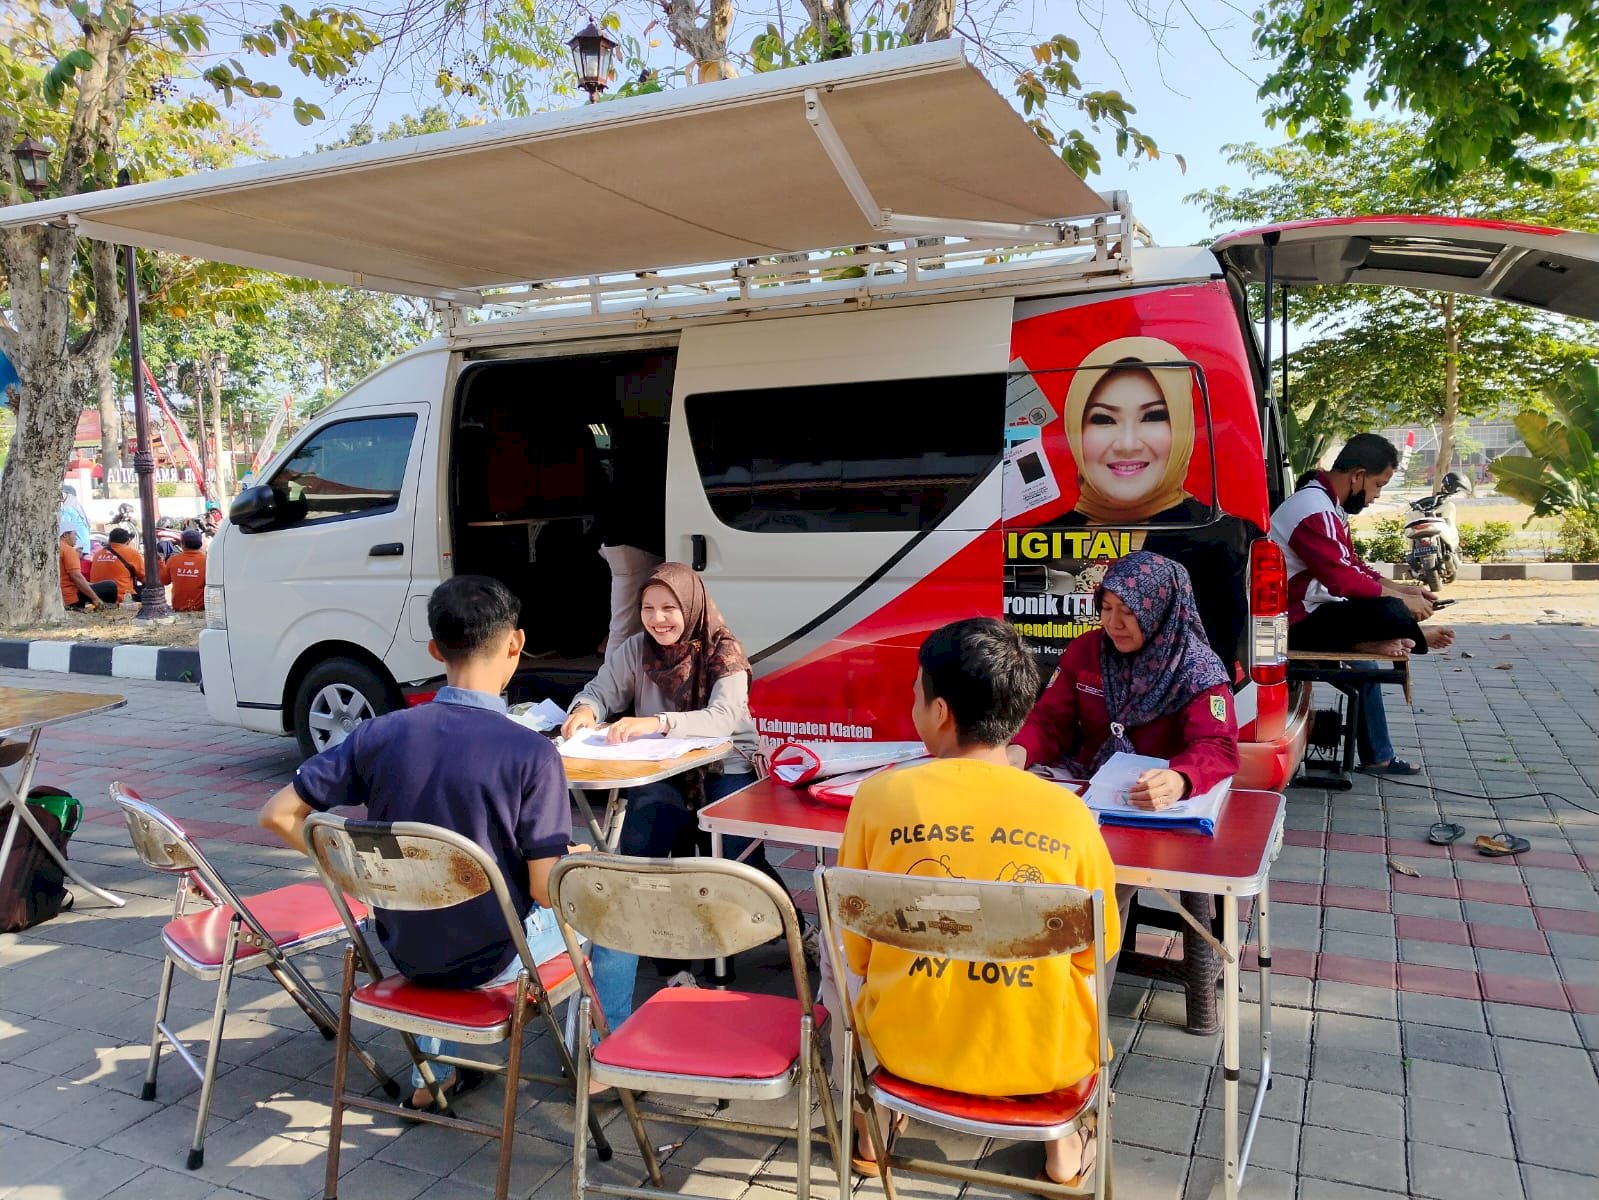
507 698 568 733
556 727 728 761
1080 752 1230 835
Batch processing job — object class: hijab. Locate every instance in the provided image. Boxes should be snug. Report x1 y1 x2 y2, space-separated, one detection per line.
1084 551 1229 774
1062 336 1197 524
640 562 751 712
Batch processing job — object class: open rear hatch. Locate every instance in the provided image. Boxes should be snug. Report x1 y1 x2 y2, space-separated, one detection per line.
1212 216 1599 320
0 41 1104 301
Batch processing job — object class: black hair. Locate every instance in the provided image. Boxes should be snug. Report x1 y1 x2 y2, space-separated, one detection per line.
1332 433 1399 475
917 618 1040 747
427 575 521 663
181 528 204 550
109 527 133 545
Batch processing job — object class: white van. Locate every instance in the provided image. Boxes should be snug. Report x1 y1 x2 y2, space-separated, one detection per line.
9 44 1594 787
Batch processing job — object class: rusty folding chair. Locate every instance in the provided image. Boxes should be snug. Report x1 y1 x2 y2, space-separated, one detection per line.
814 867 1113 1200
303 813 612 1200
112 784 399 1170
549 854 842 1200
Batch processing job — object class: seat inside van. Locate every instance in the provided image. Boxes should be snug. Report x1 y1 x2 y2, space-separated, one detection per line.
450 349 676 702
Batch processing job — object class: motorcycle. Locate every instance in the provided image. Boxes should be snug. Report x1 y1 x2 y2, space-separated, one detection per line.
1404 470 1474 591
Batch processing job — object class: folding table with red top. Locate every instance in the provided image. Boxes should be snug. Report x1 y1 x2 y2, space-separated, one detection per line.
698 775 1285 1200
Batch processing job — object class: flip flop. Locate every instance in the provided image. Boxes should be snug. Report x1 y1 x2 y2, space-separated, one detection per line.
1475 834 1531 858
401 1067 487 1117
1037 1126 1097 1188
1427 823 1466 845
1363 759 1423 776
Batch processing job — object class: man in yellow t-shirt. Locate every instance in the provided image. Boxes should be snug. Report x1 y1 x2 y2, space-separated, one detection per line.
830 617 1119 1186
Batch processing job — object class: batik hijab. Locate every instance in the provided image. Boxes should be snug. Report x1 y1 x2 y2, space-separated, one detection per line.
1085 551 1229 774
640 562 752 714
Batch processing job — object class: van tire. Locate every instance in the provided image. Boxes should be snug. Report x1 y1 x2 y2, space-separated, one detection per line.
292 658 397 759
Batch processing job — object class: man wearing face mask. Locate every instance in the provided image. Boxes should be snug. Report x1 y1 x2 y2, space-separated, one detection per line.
1270 434 1452 775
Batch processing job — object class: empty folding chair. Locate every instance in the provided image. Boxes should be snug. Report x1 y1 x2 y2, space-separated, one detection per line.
303 813 612 1200
112 783 398 1170
814 866 1113 1200
549 854 841 1200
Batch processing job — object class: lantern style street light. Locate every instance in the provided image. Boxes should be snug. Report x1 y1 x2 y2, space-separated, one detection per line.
10 135 51 197
568 20 619 102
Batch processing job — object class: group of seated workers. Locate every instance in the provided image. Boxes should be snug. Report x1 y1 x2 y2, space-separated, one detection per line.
259 548 1242 1185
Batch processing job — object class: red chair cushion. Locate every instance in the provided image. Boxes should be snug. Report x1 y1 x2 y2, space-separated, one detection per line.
351 955 578 1032
870 1068 1097 1129
163 881 366 967
593 989 826 1080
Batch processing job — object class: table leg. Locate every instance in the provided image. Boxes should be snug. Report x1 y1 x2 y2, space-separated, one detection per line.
1342 684 1361 777
1180 891 1221 1036
600 788 627 850
709 830 731 988
1241 878 1273 1177
1221 892 1240 1200
0 735 125 908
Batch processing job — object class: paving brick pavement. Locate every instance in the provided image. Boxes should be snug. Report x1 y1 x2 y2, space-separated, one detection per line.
3 612 1598 1199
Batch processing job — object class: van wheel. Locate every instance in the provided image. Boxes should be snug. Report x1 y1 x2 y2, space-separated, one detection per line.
293 659 397 759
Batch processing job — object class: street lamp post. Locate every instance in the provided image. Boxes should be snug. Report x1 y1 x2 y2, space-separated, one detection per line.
568 20 619 103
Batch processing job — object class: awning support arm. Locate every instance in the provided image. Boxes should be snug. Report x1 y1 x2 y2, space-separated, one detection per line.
804 88 1071 245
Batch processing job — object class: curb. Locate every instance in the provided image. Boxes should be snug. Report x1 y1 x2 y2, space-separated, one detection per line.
0 637 201 684
1372 562 1599 581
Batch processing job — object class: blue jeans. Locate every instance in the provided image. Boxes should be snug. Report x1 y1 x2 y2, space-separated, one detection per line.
588 770 777 1032
1356 683 1395 768
411 903 611 1089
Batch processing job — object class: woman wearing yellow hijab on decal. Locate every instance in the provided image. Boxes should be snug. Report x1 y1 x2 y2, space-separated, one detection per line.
1049 336 1259 671
1061 336 1202 525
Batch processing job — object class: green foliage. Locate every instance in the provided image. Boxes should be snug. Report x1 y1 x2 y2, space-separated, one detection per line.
1352 517 1406 564
1490 363 1599 519
1556 511 1599 563
1254 1 1599 185
1457 522 1513 562
156 481 177 498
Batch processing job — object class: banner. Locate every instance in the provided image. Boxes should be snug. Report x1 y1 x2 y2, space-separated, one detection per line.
138 360 213 505
252 394 294 473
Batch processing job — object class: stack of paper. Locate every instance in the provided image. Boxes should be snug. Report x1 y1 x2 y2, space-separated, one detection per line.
507 698 568 733
1080 752 1229 835
555 728 728 761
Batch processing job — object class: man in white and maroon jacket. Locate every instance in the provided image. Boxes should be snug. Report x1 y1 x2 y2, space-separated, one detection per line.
1270 434 1453 775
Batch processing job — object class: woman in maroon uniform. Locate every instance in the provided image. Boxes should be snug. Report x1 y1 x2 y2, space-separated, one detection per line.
1008 551 1238 810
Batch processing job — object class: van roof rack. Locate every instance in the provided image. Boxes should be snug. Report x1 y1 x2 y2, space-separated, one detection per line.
443 196 1154 341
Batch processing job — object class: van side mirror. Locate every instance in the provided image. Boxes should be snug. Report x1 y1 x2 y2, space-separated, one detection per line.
230 485 279 533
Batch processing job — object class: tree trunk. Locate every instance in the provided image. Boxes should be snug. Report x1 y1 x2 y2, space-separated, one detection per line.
1436 293 1460 492
192 369 210 495
209 359 229 498
663 0 737 83
902 0 955 41
97 368 121 471
800 0 853 56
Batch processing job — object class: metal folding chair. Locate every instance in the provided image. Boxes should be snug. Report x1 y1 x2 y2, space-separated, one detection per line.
549 853 842 1200
814 866 1113 1200
303 814 612 1200
111 784 399 1170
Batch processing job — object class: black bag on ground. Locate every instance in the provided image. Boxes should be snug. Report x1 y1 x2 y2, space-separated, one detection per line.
0 786 82 933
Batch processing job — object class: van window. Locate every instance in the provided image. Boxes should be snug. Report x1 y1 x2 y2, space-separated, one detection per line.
686 377 1003 533
271 414 418 525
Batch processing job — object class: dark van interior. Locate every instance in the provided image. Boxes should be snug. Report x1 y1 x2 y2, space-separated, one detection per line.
449 348 676 703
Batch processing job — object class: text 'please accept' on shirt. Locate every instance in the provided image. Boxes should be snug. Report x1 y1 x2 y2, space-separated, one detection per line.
292 697 570 987
838 758 1119 1097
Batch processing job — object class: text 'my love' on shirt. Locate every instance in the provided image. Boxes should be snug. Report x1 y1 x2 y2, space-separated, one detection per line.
839 758 1120 1097
293 687 570 987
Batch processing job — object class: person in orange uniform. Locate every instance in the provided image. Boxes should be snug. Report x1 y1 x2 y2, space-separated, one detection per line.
89 527 144 603
59 524 116 609
160 528 208 611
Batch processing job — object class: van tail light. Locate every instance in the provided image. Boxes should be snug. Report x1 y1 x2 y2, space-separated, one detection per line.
1250 538 1288 685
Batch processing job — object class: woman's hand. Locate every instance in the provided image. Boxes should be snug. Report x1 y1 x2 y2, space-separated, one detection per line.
561 705 598 740
605 716 663 744
1126 768 1187 811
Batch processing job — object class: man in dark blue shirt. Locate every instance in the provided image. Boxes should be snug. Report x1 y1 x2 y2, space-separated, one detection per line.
259 575 578 1110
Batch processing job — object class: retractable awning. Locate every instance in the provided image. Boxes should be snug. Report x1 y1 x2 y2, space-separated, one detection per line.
1211 216 1599 322
0 42 1105 303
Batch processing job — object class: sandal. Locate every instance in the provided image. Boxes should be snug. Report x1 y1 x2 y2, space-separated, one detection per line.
1475 834 1531 858
401 1067 487 1116
1427 823 1466 846
1038 1126 1098 1187
1362 759 1423 776
850 1113 909 1176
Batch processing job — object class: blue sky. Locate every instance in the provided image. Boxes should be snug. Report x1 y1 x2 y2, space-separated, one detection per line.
242 2 1281 249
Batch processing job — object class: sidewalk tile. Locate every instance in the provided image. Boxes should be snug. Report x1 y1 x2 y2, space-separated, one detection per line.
1393 874 1458 899
1565 983 1599 1013
1471 924 1551 953
1405 1061 1507 1110
1479 974 1572 1010
1408 1094 1511 1153
1399 963 1481 999
1399 939 1479 971
1310 1046 1405 1094
1399 992 1486 1031
1304 1081 1403 1136
1299 1127 1406 1191
1317 954 1396 990
1510 1114 1599 1176
1459 880 1532 906
1316 1013 1400 1055
1535 908 1599 935
1314 981 1397 1020
5 1147 146 1200
1320 886 1391 913
1401 1023 1495 1069
1396 915 1472 945
1410 1142 1525 1200
1521 1165 1599 1200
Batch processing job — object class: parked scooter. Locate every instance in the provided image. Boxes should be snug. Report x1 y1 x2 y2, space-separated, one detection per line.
1404 471 1474 591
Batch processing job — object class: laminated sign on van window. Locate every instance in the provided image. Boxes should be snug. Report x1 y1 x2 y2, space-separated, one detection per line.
1000 287 1273 675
